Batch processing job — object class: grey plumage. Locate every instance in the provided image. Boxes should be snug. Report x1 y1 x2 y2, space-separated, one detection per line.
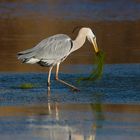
17 34 73 66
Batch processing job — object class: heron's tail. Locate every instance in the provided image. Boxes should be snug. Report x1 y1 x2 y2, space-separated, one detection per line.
17 49 39 64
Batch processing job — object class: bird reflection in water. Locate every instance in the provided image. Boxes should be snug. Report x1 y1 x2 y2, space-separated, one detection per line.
47 92 59 120
27 91 97 140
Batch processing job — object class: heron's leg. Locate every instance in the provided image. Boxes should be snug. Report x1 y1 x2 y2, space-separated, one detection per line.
47 66 53 89
55 63 60 80
55 63 79 91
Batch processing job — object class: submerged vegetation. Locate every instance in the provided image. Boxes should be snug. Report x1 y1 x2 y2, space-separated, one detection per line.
78 51 105 82
19 83 35 89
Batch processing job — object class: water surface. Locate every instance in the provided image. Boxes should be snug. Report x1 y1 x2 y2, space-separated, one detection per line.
0 104 140 140
0 64 140 139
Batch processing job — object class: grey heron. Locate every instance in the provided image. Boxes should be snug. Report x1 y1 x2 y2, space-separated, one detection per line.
17 27 99 91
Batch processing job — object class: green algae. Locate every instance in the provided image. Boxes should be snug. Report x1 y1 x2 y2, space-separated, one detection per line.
19 83 35 89
78 51 105 82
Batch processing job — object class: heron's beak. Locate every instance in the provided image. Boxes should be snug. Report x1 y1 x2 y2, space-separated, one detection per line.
92 38 99 53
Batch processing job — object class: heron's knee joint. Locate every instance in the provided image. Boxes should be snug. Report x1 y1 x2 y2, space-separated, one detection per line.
55 77 58 81
47 82 51 87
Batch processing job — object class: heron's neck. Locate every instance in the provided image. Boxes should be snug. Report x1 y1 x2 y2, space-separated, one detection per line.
71 32 86 52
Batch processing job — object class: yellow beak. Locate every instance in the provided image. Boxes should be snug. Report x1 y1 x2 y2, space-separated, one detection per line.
92 38 99 53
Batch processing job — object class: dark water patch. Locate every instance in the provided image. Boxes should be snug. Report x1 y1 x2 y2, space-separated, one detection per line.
0 0 140 21
0 64 139 106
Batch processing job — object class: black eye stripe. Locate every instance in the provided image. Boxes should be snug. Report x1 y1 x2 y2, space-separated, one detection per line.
70 40 73 51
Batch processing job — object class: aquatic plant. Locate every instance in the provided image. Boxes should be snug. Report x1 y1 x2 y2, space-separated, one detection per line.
19 83 35 89
78 51 105 81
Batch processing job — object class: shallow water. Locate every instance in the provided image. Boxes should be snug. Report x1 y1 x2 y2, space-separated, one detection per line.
0 64 140 140
0 64 140 105
0 104 140 140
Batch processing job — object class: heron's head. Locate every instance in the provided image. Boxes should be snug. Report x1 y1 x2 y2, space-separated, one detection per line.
81 27 99 53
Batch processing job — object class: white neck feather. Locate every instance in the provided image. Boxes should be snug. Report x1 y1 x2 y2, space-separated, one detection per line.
71 27 94 53
71 30 87 52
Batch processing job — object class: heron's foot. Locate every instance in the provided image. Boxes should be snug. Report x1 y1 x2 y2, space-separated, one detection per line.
56 78 80 92
71 87 80 92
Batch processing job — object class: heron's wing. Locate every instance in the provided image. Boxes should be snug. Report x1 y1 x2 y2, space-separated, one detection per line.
17 34 73 61
35 34 73 60
17 35 58 56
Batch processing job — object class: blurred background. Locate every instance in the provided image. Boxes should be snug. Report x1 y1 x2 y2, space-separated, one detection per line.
0 0 140 72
